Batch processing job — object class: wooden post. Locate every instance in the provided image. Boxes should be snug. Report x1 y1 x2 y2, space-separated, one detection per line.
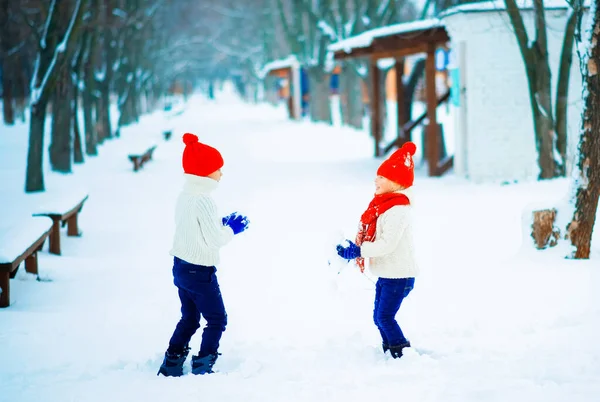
371 59 382 157
67 213 80 236
25 252 39 275
0 271 9 307
49 219 61 255
425 44 441 176
395 59 408 145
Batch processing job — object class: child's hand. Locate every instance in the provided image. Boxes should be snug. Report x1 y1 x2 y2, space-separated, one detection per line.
336 240 361 260
223 213 250 235
222 212 238 226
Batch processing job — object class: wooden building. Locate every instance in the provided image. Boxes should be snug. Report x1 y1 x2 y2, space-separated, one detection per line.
329 19 452 177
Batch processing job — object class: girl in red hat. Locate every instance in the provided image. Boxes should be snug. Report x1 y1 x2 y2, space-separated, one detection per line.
336 141 419 359
158 133 250 376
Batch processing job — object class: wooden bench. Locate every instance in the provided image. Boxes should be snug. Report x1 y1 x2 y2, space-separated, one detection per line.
32 193 89 256
0 216 53 307
128 145 157 172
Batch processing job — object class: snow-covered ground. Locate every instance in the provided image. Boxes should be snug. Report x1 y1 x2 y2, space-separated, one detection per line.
1 86 599 402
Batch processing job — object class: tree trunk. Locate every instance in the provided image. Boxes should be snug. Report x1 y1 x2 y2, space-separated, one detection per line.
566 2 600 259
83 81 97 155
25 0 84 191
97 82 112 139
404 58 426 125
532 58 559 179
555 11 578 176
14 54 29 123
339 64 364 130
0 0 15 125
306 68 332 125
1 59 15 125
72 77 84 164
96 77 112 139
49 67 73 173
97 0 114 140
364 65 389 140
505 0 561 180
25 103 48 192
118 82 140 127
208 80 215 99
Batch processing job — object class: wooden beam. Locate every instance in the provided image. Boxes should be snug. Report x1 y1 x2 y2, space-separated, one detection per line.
395 58 407 145
436 155 454 176
334 44 430 61
425 43 440 177
370 59 382 157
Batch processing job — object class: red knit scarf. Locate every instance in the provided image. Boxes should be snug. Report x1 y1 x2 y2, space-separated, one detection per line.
355 192 410 272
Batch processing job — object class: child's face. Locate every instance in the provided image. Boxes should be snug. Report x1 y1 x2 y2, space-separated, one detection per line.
375 175 403 195
208 169 223 182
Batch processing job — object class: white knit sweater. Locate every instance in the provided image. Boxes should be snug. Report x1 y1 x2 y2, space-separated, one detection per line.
169 175 234 266
360 204 419 279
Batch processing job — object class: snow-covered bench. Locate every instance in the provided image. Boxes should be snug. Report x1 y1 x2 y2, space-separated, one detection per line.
31 192 89 256
0 216 53 307
128 145 157 172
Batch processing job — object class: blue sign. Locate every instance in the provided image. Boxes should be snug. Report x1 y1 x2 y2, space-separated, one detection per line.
450 68 460 107
435 49 448 71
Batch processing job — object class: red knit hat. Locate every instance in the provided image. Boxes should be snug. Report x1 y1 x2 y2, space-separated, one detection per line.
377 141 417 188
181 133 224 176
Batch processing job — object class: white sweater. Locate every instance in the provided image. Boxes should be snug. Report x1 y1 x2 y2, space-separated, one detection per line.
360 204 419 279
169 175 234 266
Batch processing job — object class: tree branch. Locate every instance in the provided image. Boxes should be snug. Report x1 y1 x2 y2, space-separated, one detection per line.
504 0 533 67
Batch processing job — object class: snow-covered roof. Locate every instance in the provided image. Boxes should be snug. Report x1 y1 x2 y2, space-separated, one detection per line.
440 0 590 18
258 55 299 79
328 18 444 54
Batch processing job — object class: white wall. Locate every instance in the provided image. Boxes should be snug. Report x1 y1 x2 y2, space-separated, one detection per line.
443 8 586 182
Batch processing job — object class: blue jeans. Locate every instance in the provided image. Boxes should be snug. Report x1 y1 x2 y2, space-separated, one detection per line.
168 257 227 357
373 277 415 346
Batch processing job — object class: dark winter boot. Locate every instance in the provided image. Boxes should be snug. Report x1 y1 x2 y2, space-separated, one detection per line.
388 341 411 359
191 353 219 375
382 343 389 353
157 346 190 377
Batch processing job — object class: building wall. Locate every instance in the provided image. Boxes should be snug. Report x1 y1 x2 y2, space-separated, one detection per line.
443 8 586 182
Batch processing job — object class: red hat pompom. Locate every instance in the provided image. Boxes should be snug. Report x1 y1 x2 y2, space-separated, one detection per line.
181 133 223 177
183 133 198 145
401 141 417 156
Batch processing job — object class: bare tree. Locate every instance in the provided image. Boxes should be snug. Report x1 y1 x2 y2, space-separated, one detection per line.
504 0 579 179
0 0 15 125
566 0 599 259
25 0 84 192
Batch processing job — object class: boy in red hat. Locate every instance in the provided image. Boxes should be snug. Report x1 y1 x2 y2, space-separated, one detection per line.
336 141 419 359
158 133 249 377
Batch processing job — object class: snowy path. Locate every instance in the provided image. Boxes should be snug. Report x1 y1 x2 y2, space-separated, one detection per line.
1 93 599 402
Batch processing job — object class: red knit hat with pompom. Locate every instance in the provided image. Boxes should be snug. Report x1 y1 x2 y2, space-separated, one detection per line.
376 141 417 188
181 133 224 177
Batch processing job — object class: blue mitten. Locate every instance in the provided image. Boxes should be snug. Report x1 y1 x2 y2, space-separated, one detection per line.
336 240 361 260
222 212 238 226
224 213 249 235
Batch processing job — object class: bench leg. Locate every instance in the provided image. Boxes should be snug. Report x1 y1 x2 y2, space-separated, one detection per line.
67 213 81 236
49 220 62 255
0 272 9 308
25 252 39 275
133 158 141 172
